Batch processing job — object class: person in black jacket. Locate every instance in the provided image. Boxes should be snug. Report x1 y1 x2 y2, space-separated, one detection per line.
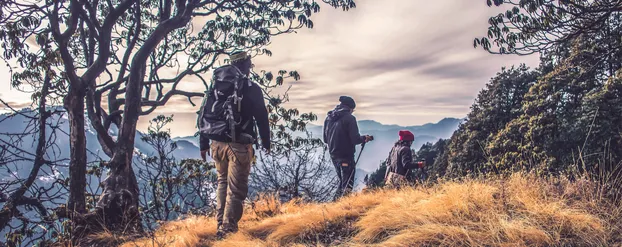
199 51 271 238
323 96 373 199
199 51 271 154
384 130 424 188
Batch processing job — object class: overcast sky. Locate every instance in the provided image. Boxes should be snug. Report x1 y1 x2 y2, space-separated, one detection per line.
0 0 539 137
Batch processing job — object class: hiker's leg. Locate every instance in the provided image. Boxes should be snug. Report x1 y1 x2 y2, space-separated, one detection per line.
342 162 355 195
223 143 252 232
211 141 229 229
332 159 343 199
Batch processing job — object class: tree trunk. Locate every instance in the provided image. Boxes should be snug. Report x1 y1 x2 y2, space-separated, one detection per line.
90 64 146 234
95 62 143 229
94 151 142 232
71 152 142 242
64 87 87 214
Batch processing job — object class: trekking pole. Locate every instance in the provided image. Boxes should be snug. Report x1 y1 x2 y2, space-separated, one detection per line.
355 142 366 166
355 136 373 165
340 137 370 197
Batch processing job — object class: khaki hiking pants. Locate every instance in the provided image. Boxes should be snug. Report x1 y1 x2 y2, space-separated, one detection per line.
210 141 253 231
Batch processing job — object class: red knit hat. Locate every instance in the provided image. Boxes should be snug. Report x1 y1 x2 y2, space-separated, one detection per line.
398 130 414 141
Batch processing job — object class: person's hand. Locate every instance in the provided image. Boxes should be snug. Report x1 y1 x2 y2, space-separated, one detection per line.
364 135 374 142
416 161 425 169
201 149 210 161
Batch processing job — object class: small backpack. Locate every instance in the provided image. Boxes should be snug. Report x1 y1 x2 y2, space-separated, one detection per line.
197 64 251 143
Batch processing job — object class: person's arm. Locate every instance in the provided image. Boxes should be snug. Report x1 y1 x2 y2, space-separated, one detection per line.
200 133 210 161
323 118 329 144
200 134 210 150
401 148 417 170
347 115 366 145
250 83 271 151
384 148 394 180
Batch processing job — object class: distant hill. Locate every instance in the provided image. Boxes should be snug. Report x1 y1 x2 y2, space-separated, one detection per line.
307 117 462 138
172 135 199 147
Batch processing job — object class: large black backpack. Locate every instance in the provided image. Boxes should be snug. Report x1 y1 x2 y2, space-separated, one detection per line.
198 64 250 143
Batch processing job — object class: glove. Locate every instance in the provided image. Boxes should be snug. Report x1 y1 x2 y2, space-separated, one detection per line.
364 135 374 142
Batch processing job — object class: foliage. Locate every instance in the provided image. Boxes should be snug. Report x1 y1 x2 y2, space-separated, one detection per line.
443 56 622 178
414 139 448 180
136 115 217 231
364 160 387 189
475 0 622 58
436 1 622 181
441 65 539 177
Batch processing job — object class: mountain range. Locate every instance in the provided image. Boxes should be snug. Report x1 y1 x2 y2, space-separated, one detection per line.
0 108 461 194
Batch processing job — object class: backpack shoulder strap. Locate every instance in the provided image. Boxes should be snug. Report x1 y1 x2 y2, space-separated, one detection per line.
196 89 210 129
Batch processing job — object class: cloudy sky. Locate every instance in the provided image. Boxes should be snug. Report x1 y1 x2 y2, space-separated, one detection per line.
0 0 539 137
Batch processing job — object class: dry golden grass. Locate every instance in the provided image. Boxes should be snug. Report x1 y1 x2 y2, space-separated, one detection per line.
121 173 621 247
119 215 217 247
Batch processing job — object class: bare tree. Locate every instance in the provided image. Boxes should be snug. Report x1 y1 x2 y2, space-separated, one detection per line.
0 76 67 246
250 132 336 203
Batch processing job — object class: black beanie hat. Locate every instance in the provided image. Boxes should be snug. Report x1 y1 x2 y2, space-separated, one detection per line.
339 96 356 109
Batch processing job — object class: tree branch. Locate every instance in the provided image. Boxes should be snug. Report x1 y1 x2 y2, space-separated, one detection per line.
81 0 136 82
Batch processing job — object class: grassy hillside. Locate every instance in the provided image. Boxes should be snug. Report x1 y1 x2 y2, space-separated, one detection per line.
102 174 621 247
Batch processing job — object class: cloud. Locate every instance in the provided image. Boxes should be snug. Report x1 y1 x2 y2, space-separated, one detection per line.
0 100 33 110
246 0 539 130
0 0 539 137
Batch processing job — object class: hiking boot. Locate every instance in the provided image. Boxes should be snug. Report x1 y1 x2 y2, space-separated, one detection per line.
216 224 226 240
216 229 227 240
223 223 239 234
216 224 238 240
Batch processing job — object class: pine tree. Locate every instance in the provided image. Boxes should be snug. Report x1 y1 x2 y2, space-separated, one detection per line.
443 65 538 177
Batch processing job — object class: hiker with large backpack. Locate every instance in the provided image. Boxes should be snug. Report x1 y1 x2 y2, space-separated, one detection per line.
383 130 424 188
323 96 373 199
198 50 270 238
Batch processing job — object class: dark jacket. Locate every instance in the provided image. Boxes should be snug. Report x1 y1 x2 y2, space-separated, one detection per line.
385 142 417 176
323 104 365 162
199 79 271 151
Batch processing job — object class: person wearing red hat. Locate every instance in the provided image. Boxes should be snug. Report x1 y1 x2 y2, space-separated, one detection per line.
383 130 424 188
